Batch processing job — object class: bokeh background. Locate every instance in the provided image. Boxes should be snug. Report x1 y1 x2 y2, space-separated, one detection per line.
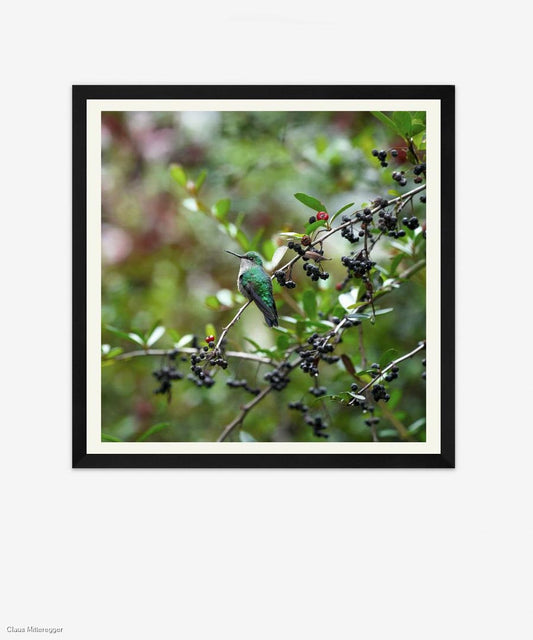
101 110 426 442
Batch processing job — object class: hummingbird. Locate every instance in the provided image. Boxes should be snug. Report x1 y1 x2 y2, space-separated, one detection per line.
225 250 278 327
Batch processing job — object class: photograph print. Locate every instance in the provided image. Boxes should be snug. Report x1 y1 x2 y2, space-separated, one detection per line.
73 85 454 467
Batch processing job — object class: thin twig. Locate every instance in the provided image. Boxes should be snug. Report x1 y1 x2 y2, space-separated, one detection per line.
213 300 252 354
113 346 274 366
348 340 426 405
217 357 302 442
217 386 273 442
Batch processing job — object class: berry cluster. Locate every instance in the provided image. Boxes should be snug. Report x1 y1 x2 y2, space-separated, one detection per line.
287 241 306 256
341 253 375 279
303 262 329 282
356 207 374 223
392 171 407 187
304 414 329 438
384 365 400 382
309 385 327 397
373 197 389 210
402 216 419 230
369 363 381 377
264 364 291 391
153 364 183 398
377 210 406 238
371 383 390 402
288 400 309 412
340 220 360 244
226 378 260 396
372 149 388 167
188 352 216 388
413 162 426 176
274 269 296 289
296 333 338 377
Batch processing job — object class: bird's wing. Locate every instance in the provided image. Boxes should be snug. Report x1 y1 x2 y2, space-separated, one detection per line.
240 272 278 327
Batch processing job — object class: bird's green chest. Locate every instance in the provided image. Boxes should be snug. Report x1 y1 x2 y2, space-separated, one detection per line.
239 268 270 299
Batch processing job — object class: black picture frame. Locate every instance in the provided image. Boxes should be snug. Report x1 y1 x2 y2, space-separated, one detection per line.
73 85 454 468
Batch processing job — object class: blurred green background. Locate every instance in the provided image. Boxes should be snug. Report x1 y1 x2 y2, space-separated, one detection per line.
101 110 426 443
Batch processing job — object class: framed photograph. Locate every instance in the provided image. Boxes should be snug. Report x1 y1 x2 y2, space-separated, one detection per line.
73 85 454 468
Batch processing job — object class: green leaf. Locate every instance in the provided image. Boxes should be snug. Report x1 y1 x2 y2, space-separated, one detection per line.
374 308 393 316
389 252 405 276
169 164 187 187
271 325 290 334
331 202 355 223
279 315 298 324
276 334 290 351
370 111 401 136
392 112 413 138
235 211 246 229
205 295 221 310
127 332 146 346
235 229 250 251
302 290 317 320
411 120 425 136
294 192 327 212
146 325 165 347
102 346 123 359
216 289 233 307
195 169 207 192
182 197 199 212
213 198 231 220
377 429 400 439
243 337 262 352
166 328 180 343
412 131 426 150
389 239 412 255
105 325 136 343
102 433 123 442
338 288 359 311
305 219 328 235
239 430 256 442
175 334 194 348
407 417 426 434
315 135 328 155
136 422 170 442
205 323 216 339
388 189 401 197
268 245 288 269
279 232 305 239
262 238 276 261
250 227 264 250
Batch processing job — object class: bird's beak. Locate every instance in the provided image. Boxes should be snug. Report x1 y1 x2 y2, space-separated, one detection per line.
225 250 246 259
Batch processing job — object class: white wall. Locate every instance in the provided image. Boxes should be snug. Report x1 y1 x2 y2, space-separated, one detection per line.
1 2 531 639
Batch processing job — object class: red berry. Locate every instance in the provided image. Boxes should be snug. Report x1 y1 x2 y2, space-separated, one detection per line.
206 335 215 343
335 282 343 291
317 211 329 221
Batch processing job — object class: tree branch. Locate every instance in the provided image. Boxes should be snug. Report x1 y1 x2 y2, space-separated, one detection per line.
217 386 273 442
348 340 426 405
113 346 274 366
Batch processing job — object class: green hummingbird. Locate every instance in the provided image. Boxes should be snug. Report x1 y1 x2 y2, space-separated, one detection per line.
225 250 279 327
